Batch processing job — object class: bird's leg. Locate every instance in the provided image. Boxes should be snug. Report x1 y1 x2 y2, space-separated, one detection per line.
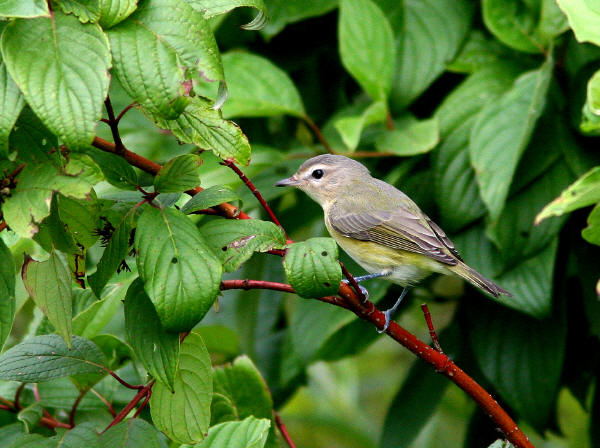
342 270 392 300
378 287 410 334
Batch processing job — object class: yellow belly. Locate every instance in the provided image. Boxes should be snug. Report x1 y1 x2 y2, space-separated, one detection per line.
326 224 450 286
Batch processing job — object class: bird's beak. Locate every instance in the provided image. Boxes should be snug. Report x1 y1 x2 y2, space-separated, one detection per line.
274 175 300 187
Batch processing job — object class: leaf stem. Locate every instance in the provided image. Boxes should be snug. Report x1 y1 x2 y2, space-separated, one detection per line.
102 380 155 433
104 96 126 155
302 115 333 153
275 412 297 448
421 303 443 353
69 390 86 427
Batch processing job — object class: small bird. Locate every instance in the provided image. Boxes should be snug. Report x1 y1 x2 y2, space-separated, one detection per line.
275 154 510 331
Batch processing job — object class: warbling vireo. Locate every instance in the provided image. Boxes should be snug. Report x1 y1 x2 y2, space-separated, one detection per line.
275 154 510 331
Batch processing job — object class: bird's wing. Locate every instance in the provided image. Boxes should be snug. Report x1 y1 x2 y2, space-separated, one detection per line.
329 200 461 266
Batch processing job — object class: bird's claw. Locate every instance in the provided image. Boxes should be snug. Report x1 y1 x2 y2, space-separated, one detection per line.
342 280 369 300
377 310 393 334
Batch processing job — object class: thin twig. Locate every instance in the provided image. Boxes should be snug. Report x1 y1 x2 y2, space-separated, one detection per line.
104 96 126 154
132 389 152 418
275 412 297 448
0 222 7 233
90 389 117 417
0 396 13 408
102 381 155 433
302 115 333 153
69 390 86 427
115 102 137 124
421 304 443 353
105 369 144 390
385 110 395 131
221 279 295 293
340 262 366 303
13 383 25 410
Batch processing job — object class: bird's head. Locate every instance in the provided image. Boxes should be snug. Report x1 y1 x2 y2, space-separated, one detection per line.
275 154 370 206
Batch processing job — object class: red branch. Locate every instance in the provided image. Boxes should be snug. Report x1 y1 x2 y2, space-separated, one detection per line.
103 381 155 432
421 304 443 353
275 412 297 448
91 137 533 448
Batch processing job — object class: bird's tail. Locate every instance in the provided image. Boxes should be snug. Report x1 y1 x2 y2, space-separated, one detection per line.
450 262 512 298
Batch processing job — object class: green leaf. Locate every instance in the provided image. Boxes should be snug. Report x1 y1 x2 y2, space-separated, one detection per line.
91 334 133 372
556 0 600 46
58 195 100 249
124 278 179 391
196 52 305 118
582 204 600 246
88 212 135 297
535 166 600 224
0 0 49 17
375 114 439 156
338 0 395 101
447 30 517 74
0 334 105 382
0 239 15 350
181 185 241 214
0 56 24 157
391 0 474 107
488 441 515 448
260 0 336 38
72 286 123 338
98 0 138 28
151 97 251 165
100 419 164 448
87 147 138 190
17 402 43 433
150 331 212 445
154 154 202 193
56 0 101 23
0 13 111 149
56 423 101 448
184 0 268 30
333 101 387 151
200 219 287 272
134 206 222 331
197 416 270 448
467 300 566 428
283 238 341 298
7 434 56 448
581 69 600 134
470 58 552 220
22 251 73 347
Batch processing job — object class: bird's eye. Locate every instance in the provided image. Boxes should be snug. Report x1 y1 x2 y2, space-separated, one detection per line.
311 169 324 179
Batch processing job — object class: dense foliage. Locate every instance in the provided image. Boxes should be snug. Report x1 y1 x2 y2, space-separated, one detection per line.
0 0 600 447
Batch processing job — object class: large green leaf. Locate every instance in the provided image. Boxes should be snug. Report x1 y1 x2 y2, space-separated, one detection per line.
200 219 287 272
22 251 73 347
196 52 305 118
196 417 270 448
124 279 179 391
333 100 387 151
283 238 341 298
375 114 439 156
391 0 473 107
151 97 251 165
556 0 600 46
134 206 222 331
0 0 49 17
185 0 267 29
87 147 138 190
535 166 600 224
17 402 43 433
150 332 212 444
470 58 552 220
100 419 164 448
7 434 56 448
98 0 138 28
0 56 24 157
181 185 241 214
467 300 566 428
57 0 101 23
260 0 337 37
338 0 395 101
0 239 15 350
0 334 105 382
55 423 101 448
72 286 124 338
0 13 110 149
154 154 202 193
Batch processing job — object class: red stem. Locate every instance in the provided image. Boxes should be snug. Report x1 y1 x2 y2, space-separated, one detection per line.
275 413 297 448
302 115 333 153
105 369 144 390
340 263 366 303
69 390 86 427
103 381 155 432
115 102 137 124
104 96 126 154
421 304 443 353
90 389 117 417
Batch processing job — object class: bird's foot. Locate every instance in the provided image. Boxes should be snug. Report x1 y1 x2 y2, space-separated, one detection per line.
377 287 409 334
341 280 369 300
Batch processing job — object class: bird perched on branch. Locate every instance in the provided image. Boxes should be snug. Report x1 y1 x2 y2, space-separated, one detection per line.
275 154 510 332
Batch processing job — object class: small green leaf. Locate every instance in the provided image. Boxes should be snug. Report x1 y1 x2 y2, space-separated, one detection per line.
0 0 49 17
181 185 241 214
470 58 552 220
134 206 222 331
185 0 267 29
0 239 16 350
200 219 287 272
535 166 600 224
333 100 387 151
483 0 545 53
582 204 600 246
283 238 341 298
447 30 516 74
87 147 138 190
88 212 135 297
17 402 43 433
1 13 111 149
7 434 56 448
338 0 395 101
260 0 336 38
150 331 212 445
151 97 251 165
154 154 202 193
58 195 100 249
98 0 138 28
0 334 105 382
488 440 515 448
57 0 101 23
0 56 24 157
196 52 305 118
375 114 439 156
556 0 600 46
72 287 123 339
124 278 179 391
100 419 164 448
91 334 132 372
197 416 270 448
391 0 474 107
22 251 73 347
56 423 101 448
